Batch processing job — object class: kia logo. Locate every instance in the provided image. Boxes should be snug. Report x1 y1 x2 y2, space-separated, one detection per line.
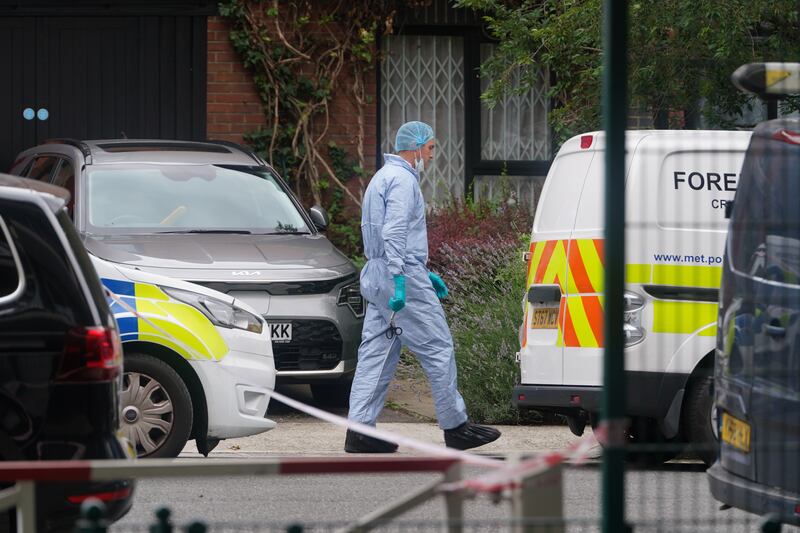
232 271 261 276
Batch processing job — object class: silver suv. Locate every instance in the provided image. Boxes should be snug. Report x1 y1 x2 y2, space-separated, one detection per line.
10 139 363 405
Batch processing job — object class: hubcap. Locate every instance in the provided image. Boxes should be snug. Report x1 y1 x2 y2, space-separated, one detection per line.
120 371 174 457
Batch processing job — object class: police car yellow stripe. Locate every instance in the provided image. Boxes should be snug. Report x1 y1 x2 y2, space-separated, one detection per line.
114 281 228 361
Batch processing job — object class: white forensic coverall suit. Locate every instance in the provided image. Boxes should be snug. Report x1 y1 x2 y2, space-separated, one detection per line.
347 153 469 430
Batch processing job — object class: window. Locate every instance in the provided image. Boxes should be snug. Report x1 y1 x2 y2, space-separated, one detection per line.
381 34 466 201
86 164 310 234
26 156 59 181
0 215 24 302
52 159 76 216
479 43 550 162
731 137 800 284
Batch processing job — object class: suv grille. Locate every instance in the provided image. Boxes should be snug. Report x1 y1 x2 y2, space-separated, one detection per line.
195 274 356 296
269 319 343 371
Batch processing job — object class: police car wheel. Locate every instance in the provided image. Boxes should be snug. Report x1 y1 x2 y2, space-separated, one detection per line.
682 374 716 467
311 381 352 408
121 353 193 458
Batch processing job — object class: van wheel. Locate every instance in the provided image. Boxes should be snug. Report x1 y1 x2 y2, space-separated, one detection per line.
120 353 193 458
592 415 684 466
682 374 716 467
311 380 352 408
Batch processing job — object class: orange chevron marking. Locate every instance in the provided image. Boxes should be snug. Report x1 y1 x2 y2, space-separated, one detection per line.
582 295 605 347
534 240 557 284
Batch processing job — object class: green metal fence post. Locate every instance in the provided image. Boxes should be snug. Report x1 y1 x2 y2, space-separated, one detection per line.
73 498 108 533
602 1 631 533
150 507 174 533
184 521 208 533
760 514 783 533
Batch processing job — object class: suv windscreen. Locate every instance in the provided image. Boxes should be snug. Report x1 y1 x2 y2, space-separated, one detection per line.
85 164 311 235
731 132 800 283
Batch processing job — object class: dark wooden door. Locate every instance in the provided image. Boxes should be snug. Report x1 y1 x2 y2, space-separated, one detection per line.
0 18 38 170
0 15 207 171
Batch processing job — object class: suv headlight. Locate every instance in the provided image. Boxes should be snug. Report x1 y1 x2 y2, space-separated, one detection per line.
161 287 263 334
338 282 365 318
623 291 645 346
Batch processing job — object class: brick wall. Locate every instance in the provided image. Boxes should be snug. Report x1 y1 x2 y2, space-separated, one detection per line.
206 16 378 174
207 17 267 142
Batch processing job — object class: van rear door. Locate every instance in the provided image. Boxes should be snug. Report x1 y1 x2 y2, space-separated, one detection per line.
521 135 596 386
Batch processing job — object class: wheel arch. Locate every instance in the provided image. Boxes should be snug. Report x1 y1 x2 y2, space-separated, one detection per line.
122 341 208 447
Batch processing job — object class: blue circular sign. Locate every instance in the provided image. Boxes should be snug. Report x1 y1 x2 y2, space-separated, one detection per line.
37 108 49 121
22 108 34 121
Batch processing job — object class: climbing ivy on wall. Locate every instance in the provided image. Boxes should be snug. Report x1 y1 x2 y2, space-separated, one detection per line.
218 0 398 207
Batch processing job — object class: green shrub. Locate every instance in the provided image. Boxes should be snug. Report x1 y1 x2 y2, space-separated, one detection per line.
445 241 531 424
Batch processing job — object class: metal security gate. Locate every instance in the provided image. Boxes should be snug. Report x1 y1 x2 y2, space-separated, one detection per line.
381 34 467 201
379 26 551 207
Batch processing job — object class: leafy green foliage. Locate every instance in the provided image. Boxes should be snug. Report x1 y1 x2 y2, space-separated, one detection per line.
412 203 551 424
219 0 396 207
458 0 800 141
325 143 365 264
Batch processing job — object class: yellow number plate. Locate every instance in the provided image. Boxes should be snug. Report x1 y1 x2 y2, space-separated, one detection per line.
721 412 751 453
531 307 559 329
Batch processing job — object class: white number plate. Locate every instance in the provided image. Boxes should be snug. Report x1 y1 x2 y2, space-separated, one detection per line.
269 323 292 343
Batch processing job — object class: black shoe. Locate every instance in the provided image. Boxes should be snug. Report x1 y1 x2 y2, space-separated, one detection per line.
344 429 398 453
444 422 501 450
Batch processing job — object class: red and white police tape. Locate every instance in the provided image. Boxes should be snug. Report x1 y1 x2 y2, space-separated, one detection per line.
100 286 601 493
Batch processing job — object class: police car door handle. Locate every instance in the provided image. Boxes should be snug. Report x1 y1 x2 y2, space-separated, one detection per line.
764 323 786 337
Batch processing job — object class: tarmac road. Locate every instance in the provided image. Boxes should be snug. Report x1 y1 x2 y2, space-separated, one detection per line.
110 383 787 532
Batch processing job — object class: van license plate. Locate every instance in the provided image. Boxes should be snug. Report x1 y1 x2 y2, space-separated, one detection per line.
721 412 751 453
531 307 559 329
269 323 292 343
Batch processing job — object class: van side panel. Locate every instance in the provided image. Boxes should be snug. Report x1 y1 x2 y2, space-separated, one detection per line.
625 135 748 377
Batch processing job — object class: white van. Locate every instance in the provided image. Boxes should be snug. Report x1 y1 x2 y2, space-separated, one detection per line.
513 130 751 465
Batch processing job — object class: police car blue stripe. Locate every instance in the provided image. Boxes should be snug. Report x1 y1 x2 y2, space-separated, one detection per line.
101 278 139 341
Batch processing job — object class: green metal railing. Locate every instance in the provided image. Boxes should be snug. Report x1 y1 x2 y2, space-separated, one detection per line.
601 1 629 533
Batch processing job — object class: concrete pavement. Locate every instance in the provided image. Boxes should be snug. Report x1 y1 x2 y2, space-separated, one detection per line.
178 379 597 458
180 422 595 458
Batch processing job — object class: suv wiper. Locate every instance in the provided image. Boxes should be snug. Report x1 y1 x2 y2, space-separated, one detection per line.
258 231 312 235
156 229 253 234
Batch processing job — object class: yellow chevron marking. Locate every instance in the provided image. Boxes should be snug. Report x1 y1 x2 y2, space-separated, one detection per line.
528 241 547 287
567 296 598 347
578 239 604 293
542 240 568 289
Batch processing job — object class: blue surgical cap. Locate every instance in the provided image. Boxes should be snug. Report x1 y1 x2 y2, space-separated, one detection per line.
394 121 434 152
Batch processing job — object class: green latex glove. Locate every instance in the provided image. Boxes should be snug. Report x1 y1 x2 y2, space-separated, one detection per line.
429 271 448 300
388 275 406 312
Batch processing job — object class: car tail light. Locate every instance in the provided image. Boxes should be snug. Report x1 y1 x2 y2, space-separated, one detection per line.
66 487 132 504
580 135 593 149
57 327 122 382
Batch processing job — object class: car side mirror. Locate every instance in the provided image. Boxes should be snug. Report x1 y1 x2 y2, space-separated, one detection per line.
309 205 329 231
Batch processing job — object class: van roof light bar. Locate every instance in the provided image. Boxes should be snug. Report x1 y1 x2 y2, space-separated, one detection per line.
732 62 800 98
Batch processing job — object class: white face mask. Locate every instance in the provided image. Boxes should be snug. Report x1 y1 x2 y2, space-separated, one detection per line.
414 149 425 174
